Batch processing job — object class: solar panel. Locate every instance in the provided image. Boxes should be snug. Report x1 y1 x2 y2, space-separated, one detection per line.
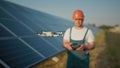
0 2 36 33
0 63 6 68
22 36 59 57
6 3 45 32
0 25 14 38
0 0 69 67
0 7 12 19
43 36 64 51
0 20 34 36
0 38 44 68
1 1 72 32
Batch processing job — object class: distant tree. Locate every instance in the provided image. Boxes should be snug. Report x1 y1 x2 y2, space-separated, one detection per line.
114 24 119 27
99 25 113 30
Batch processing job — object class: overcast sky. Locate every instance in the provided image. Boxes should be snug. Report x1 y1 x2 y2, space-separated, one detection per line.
6 0 120 26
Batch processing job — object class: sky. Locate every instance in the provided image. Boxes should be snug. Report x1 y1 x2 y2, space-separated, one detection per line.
6 0 120 26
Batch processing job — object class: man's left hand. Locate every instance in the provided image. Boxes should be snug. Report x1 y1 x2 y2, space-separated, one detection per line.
76 44 85 51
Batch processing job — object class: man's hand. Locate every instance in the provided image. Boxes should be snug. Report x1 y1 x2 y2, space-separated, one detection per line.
76 42 95 51
76 44 85 51
65 43 73 50
62 40 73 50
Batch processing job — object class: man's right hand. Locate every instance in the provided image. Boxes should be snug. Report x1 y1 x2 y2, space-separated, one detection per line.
65 43 73 50
62 40 73 50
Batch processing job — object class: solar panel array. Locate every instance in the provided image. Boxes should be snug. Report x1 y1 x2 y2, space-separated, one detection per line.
0 0 73 68
0 0 100 68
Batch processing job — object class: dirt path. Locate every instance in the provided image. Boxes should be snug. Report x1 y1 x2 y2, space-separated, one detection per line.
90 30 110 68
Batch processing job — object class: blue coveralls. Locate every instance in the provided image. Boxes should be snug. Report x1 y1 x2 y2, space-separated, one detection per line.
66 28 89 68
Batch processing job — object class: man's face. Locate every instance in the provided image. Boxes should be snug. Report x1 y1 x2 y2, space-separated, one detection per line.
73 18 84 27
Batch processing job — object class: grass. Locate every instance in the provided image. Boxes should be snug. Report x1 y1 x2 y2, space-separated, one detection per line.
90 29 120 68
105 31 120 68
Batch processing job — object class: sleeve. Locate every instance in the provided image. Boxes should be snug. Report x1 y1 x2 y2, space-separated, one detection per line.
63 28 70 42
86 29 95 43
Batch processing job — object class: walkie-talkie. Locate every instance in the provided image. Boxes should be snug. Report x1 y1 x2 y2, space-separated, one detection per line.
71 42 81 50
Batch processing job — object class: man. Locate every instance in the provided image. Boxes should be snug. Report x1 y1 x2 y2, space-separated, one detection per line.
62 10 95 68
